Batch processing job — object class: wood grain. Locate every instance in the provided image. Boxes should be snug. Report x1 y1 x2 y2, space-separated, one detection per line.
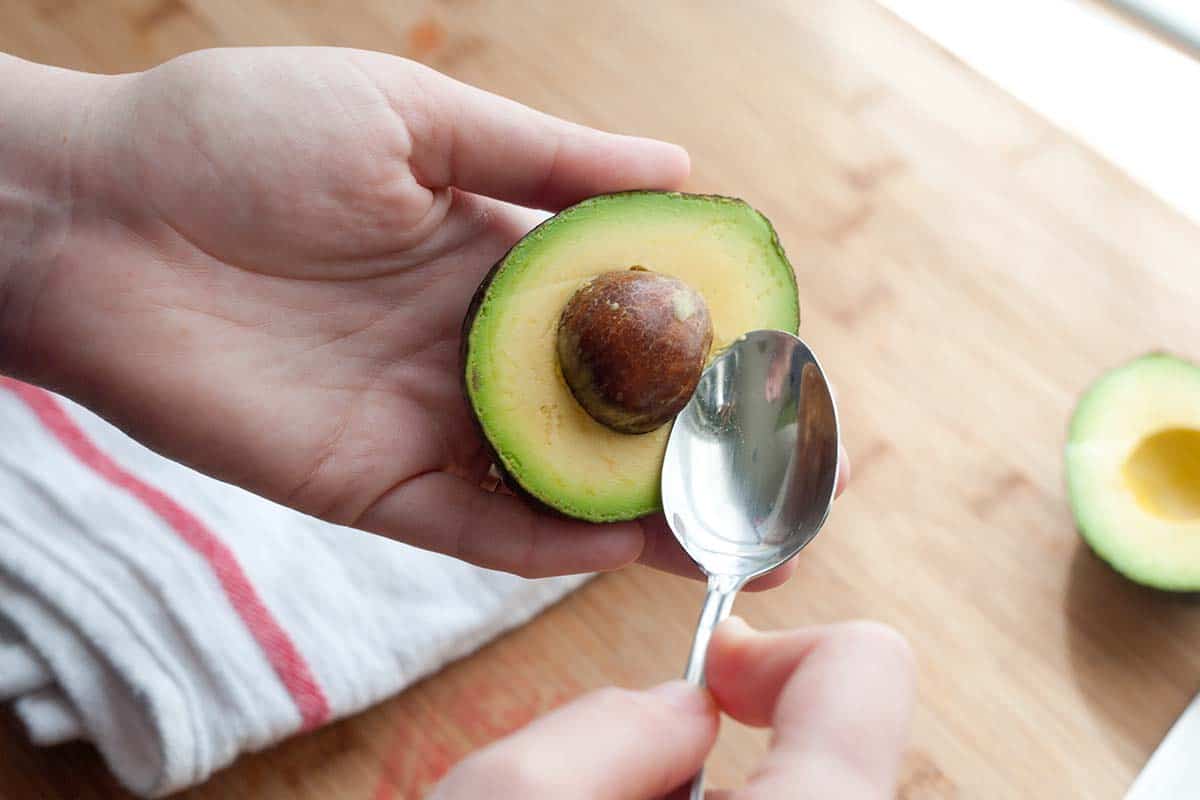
3 0 1199 797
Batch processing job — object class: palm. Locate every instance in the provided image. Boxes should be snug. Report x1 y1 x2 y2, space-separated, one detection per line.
112 50 539 526
39 48 569 567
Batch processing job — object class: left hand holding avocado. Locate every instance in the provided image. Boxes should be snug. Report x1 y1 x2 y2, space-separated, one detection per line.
0 46 845 581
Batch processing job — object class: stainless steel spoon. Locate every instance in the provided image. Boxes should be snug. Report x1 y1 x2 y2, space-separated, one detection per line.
661 329 840 800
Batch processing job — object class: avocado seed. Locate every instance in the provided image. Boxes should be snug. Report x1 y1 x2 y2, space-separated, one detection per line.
556 268 713 434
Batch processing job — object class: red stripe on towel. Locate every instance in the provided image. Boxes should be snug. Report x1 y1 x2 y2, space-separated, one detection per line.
1 379 331 730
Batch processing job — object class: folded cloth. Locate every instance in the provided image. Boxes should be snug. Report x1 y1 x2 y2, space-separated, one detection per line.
0 378 589 797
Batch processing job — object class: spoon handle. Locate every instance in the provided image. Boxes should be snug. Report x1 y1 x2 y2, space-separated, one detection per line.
683 574 743 800
682 573 742 685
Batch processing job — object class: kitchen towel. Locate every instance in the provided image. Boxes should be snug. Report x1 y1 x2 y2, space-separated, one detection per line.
0 378 590 797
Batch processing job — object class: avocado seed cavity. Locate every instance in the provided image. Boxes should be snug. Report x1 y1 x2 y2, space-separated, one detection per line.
556 267 713 434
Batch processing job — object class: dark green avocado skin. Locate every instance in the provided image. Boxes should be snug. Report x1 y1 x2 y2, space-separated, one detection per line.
458 190 796 521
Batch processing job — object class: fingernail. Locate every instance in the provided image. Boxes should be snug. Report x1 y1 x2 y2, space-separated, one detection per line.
649 680 713 714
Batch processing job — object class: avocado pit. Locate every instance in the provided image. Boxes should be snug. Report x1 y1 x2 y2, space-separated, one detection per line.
556 268 713 434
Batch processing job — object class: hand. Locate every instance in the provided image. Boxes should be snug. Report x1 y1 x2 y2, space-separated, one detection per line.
4 47 846 580
430 618 915 799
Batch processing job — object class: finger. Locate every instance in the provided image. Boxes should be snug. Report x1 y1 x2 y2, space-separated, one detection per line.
358 53 690 210
430 681 718 800
706 618 915 799
355 471 644 578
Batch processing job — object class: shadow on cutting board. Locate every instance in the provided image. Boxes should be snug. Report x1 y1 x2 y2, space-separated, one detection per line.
1064 541 1200 758
0 705 125 799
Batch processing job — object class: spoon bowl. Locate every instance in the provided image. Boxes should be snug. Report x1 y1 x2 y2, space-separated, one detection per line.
662 329 839 579
661 329 840 799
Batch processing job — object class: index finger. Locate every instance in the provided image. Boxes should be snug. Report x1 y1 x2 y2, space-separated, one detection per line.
356 52 690 210
430 681 718 800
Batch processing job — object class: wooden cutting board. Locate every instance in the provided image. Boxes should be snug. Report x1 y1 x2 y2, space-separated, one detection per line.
3 1 1199 797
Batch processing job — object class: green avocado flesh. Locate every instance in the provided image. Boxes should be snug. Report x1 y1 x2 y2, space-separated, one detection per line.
463 191 800 522
1066 352 1200 591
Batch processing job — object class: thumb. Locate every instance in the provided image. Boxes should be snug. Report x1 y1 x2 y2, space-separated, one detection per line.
430 681 719 800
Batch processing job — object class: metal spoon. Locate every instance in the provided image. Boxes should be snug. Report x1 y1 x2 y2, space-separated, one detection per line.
661 329 840 800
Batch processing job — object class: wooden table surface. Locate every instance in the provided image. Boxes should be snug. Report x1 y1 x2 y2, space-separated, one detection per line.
4 1 1200 797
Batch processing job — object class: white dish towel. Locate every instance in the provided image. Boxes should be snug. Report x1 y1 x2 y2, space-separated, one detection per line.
0 378 589 797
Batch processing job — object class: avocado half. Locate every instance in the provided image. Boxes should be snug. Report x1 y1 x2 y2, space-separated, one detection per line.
462 191 800 522
1066 352 1200 591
